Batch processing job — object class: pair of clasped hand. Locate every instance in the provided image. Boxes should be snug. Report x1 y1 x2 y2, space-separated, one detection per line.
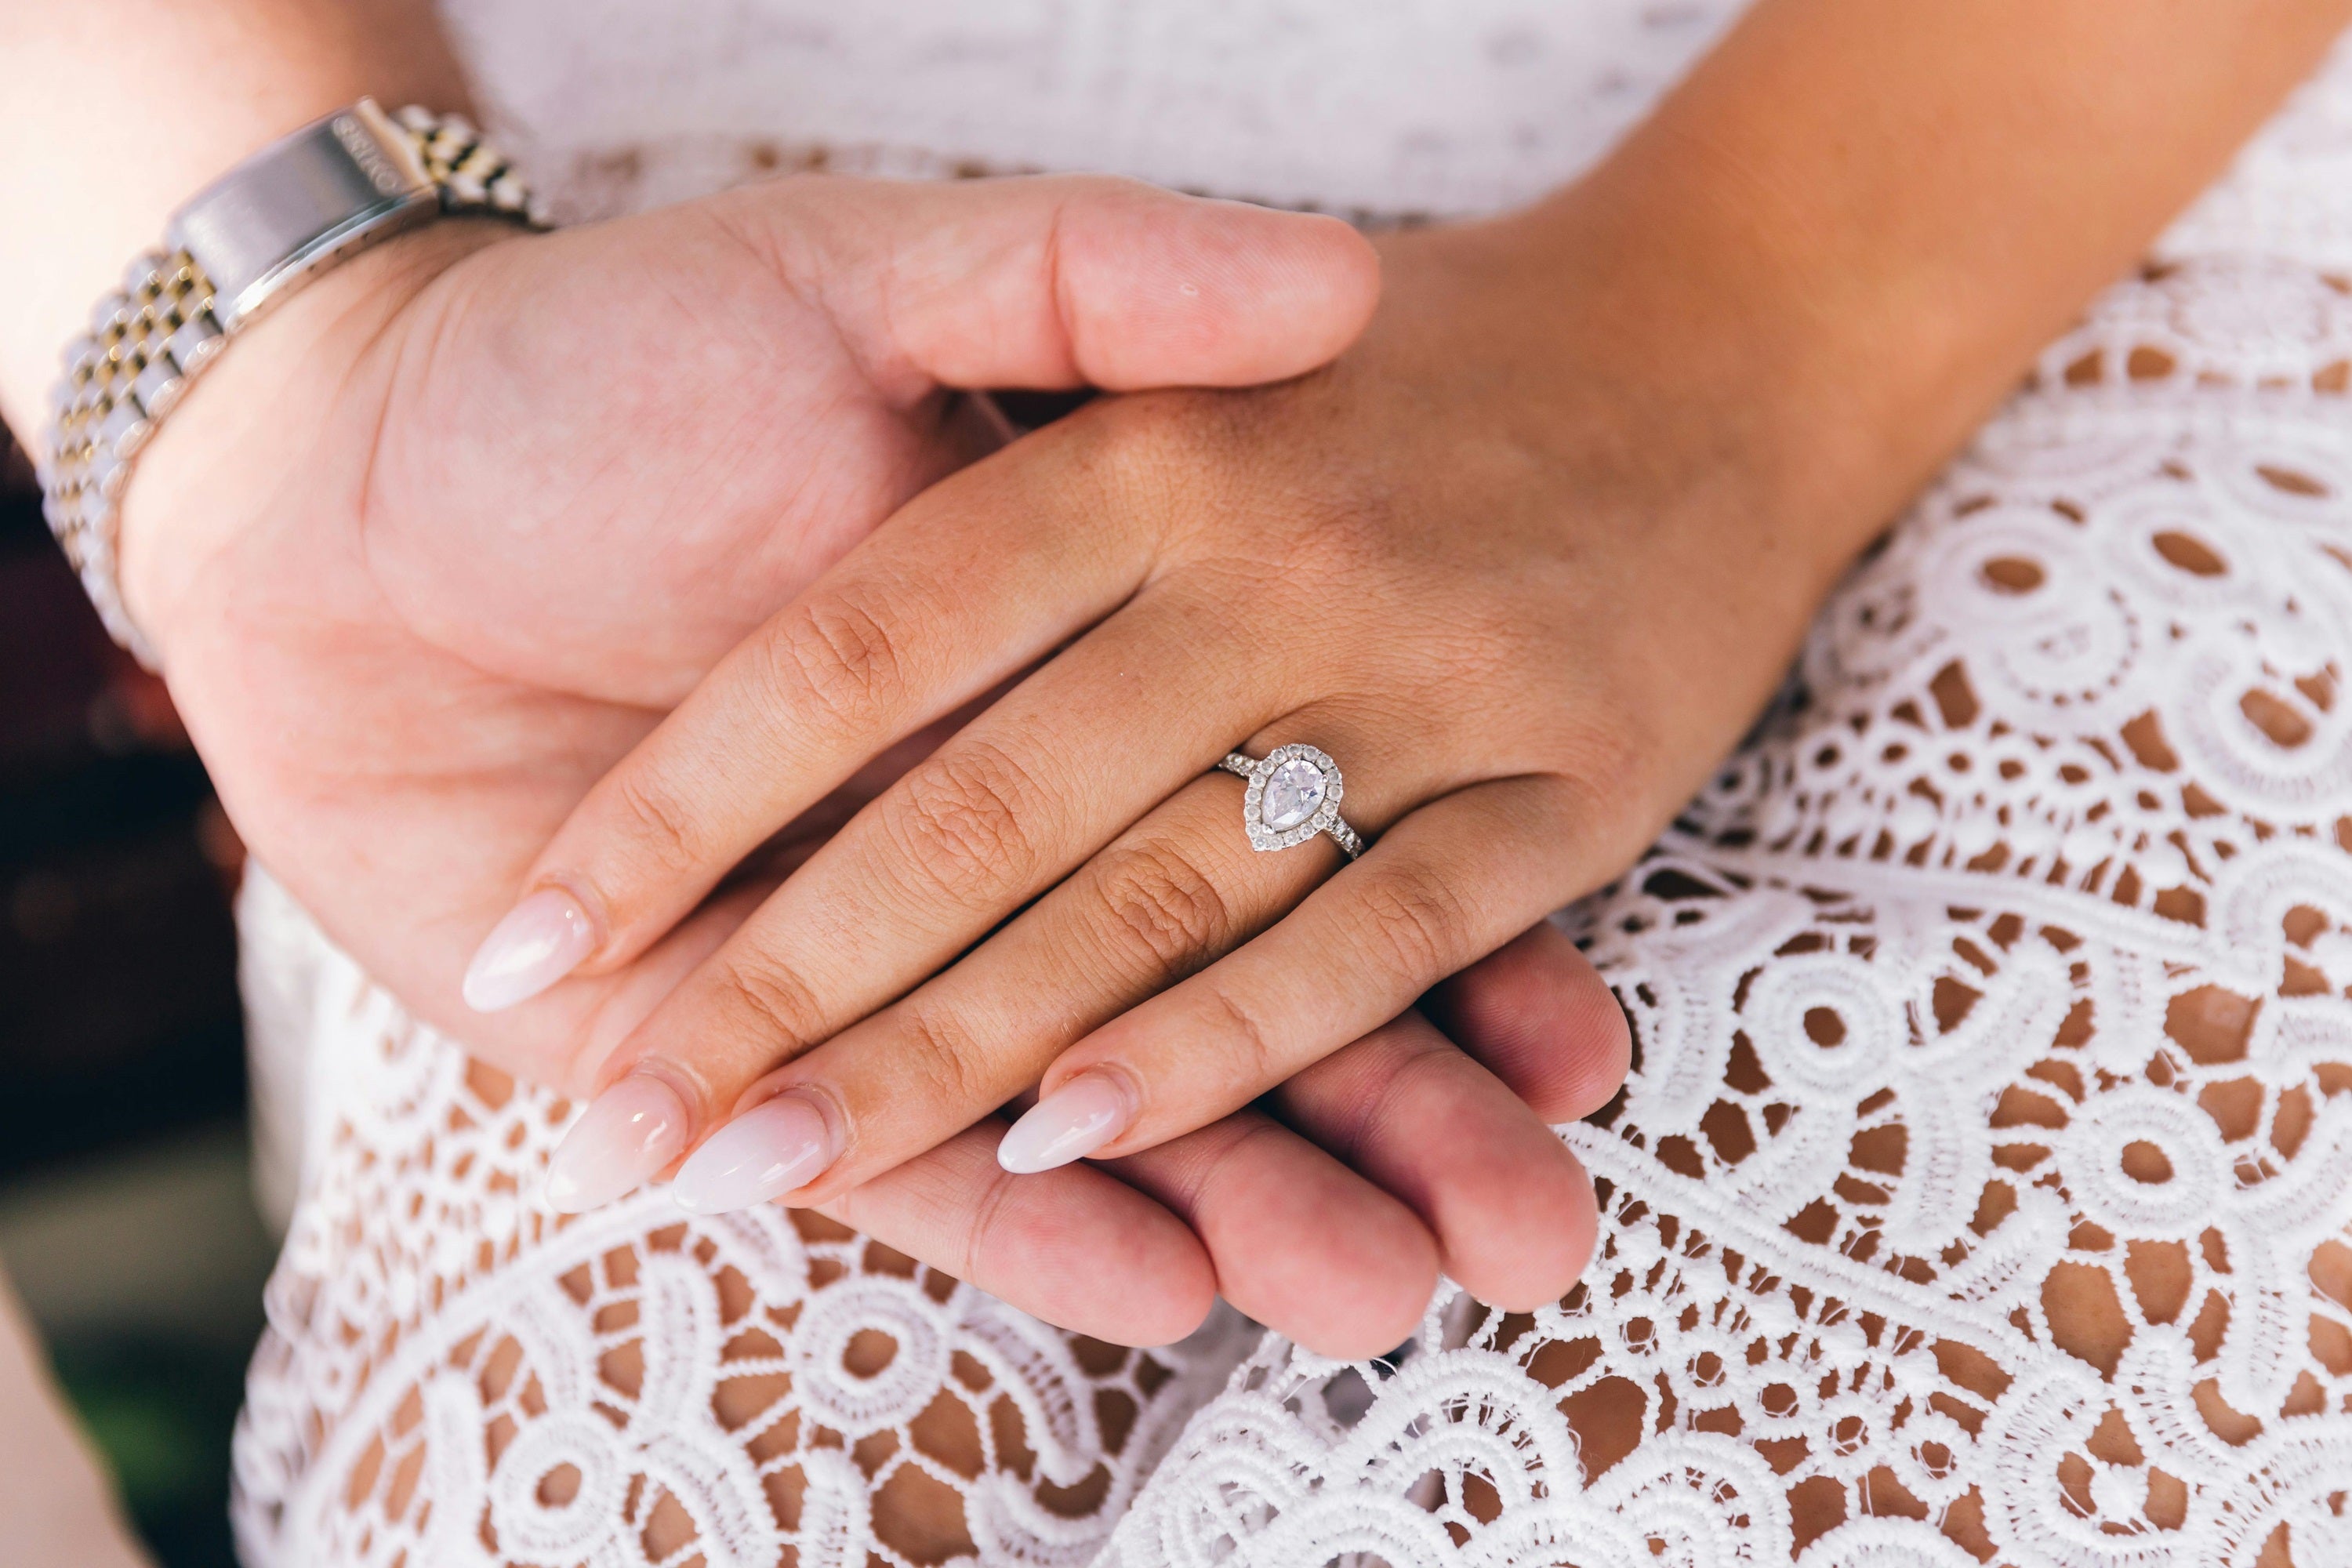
129 172 1795 1357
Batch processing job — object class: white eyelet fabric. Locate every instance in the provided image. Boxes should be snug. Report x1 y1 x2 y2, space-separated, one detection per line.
230 5 2352 1564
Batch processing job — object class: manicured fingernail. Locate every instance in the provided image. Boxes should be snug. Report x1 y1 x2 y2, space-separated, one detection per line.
463 887 597 1011
997 1072 1134 1174
543 1074 688 1212
670 1093 837 1214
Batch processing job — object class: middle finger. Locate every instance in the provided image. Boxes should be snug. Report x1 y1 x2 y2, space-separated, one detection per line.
642 757 1385 1205
561 577 1294 1131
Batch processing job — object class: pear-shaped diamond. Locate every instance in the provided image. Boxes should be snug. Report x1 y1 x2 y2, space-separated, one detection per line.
1261 758 1329 832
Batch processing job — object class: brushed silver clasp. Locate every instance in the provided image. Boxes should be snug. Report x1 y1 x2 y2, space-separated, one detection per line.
166 98 437 330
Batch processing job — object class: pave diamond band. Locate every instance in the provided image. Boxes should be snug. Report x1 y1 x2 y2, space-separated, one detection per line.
1216 745 1366 860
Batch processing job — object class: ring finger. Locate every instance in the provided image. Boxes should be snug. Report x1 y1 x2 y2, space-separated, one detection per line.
555 719 1412 1207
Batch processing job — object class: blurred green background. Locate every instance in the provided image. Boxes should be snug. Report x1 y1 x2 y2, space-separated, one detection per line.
2 430 264 1567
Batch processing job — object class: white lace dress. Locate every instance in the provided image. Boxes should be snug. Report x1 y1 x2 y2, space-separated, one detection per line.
227 4 2352 1564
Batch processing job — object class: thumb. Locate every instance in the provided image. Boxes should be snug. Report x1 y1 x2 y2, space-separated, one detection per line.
724 172 1381 393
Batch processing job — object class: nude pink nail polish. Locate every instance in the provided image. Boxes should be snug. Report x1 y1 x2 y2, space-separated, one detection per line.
997 1073 1134 1174
463 887 597 1011
669 1093 838 1214
543 1074 688 1212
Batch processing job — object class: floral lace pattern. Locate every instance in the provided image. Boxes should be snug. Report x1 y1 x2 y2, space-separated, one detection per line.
1102 261 2352 1566
232 5 2352 1566
231 869 1251 1567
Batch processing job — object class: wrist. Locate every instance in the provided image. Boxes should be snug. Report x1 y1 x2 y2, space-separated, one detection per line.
0 5 474 445
1369 216 1882 635
1396 124 2030 613
1509 216 1912 586
118 217 522 659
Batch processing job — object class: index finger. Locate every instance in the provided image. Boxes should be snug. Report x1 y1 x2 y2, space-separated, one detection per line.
460 178 1381 1011
461 410 1163 1014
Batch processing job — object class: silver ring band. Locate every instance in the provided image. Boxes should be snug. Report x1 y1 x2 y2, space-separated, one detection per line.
1216 745 1366 860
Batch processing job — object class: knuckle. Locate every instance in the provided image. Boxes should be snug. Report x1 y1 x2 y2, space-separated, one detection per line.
1065 391 1236 527
1189 1114 1287 1209
1302 1022 1442 1163
1273 485 1410 590
891 1003 995 1112
1540 717 1650 838
1091 838 1234 975
711 951 827 1053
768 583 912 731
885 742 1046 901
1094 388 1224 473
608 765 710 877
1348 1029 1455 1160
956 1160 1025 1287
1438 595 1542 688
1202 983 1280 1087
1356 863 1474 978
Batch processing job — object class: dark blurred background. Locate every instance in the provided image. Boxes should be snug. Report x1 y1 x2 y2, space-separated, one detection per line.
1 426 267 1568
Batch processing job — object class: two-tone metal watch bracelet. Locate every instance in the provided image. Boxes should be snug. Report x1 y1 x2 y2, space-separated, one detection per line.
37 99 545 666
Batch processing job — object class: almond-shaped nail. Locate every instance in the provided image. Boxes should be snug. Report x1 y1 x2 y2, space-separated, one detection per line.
997 1072 1134 1174
543 1074 688 1212
670 1094 838 1214
463 887 597 1011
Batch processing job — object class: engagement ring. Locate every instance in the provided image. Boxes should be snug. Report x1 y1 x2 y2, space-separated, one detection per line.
1216 744 1366 860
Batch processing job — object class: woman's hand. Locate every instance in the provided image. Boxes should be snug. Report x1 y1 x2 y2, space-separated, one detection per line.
109 171 1623 1353
126 172 1378 1090
492 199 1838 1251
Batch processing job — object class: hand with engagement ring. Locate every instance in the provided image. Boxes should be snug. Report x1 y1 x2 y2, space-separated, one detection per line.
455 174 1921 1342
45 160 1633 1356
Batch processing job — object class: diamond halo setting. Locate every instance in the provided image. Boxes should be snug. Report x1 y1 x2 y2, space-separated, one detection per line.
1214 743 1366 858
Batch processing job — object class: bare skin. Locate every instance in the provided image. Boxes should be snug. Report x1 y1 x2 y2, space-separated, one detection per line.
0 1267 152 1568
527 0 2352 1207
3 2 2349 1555
0 2 1629 1359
